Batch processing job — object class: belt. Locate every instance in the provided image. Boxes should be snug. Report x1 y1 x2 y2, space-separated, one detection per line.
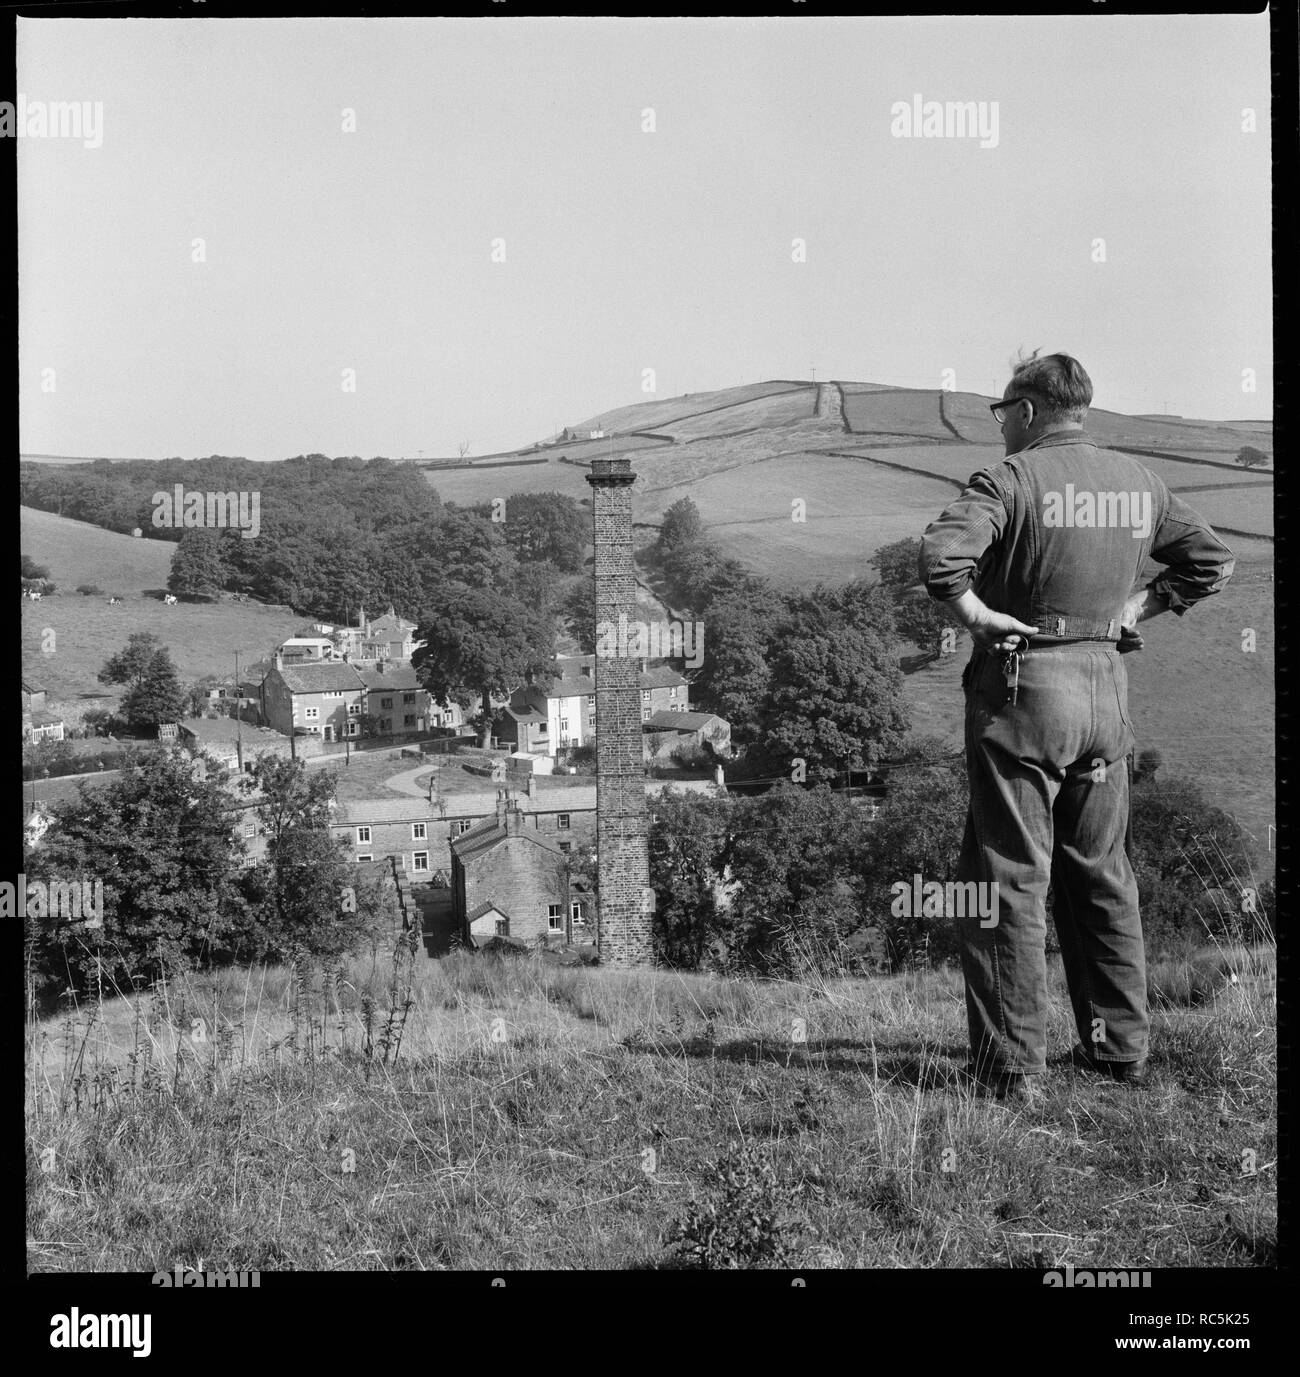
1029 613 1121 643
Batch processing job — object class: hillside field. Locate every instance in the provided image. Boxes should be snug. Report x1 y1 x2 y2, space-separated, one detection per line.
21 507 304 718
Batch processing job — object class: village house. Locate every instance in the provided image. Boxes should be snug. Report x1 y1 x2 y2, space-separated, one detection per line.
336 774 597 884
302 605 424 665
260 656 366 743
356 661 434 739
276 636 338 663
502 655 691 756
22 679 65 744
643 709 732 762
330 797 440 875
451 794 573 947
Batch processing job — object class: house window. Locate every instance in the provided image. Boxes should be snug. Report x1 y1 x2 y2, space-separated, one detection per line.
454 820 473 835
412 822 427 840
347 722 359 736
558 813 570 830
305 706 319 720
348 702 360 715
412 852 429 872
244 823 256 838
548 905 563 931
381 696 393 709
403 693 415 704
586 694 595 706
641 689 651 702
404 714 416 727
325 690 342 698
357 826 371 843
381 719 392 732
558 841 571 853
356 854 373 862
641 707 651 721
571 901 583 924
560 717 569 731
669 686 678 699
495 919 508 936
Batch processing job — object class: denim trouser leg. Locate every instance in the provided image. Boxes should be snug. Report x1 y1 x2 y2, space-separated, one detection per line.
1051 757 1149 1062
957 648 1146 1076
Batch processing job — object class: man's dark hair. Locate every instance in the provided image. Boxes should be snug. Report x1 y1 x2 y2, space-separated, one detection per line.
1008 350 1092 423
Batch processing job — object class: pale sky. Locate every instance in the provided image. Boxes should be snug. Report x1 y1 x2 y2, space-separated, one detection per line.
18 14 1272 461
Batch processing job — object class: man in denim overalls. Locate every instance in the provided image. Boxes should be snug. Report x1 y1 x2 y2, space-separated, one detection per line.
919 352 1234 1103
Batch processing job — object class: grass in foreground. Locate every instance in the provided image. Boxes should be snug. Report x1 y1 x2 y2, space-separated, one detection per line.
26 937 1275 1272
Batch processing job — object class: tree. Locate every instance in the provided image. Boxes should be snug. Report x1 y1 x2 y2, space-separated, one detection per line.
1126 772 1260 950
723 784 873 975
870 538 951 662
21 554 50 581
494 492 586 572
97 632 165 691
852 760 969 970
1235 445 1270 469
246 756 363 961
127 653 186 731
412 586 553 745
648 789 731 969
754 582 910 783
691 588 778 748
97 633 187 731
24 752 251 1003
658 497 704 553
167 529 229 599
660 540 765 618
559 575 597 654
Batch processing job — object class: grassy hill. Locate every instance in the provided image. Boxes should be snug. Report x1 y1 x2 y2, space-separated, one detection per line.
26 942 1275 1271
20 507 304 719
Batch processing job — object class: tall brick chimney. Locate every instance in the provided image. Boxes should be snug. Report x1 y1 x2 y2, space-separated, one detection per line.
585 456 652 966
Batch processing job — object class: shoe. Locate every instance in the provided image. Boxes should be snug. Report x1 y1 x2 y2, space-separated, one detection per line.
1071 1045 1151 1087
961 1064 1044 1105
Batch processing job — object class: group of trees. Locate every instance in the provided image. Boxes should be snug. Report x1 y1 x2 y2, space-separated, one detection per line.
96 633 187 732
647 757 1267 978
24 753 393 1007
646 500 920 783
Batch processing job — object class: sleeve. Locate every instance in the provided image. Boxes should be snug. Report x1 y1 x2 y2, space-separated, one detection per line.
917 468 1010 602
1146 490 1236 615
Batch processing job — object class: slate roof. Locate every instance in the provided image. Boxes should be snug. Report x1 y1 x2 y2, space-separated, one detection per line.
638 664 688 690
275 662 366 694
369 610 418 634
333 798 435 826
451 813 564 863
356 662 425 692
466 899 512 923
643 710 721 731
437 786 597 819
534 655 686 698
504 705 548 724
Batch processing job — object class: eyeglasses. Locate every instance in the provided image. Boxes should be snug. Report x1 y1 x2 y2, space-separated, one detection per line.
990 397 1033 424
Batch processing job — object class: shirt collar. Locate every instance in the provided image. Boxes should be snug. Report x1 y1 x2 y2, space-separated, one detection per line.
1021 428 1092 452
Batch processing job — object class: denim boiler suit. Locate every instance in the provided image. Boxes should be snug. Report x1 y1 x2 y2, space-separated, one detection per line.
919 431 1235 1076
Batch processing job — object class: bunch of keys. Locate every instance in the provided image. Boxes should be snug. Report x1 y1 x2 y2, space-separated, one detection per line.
1002 648 1022 705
